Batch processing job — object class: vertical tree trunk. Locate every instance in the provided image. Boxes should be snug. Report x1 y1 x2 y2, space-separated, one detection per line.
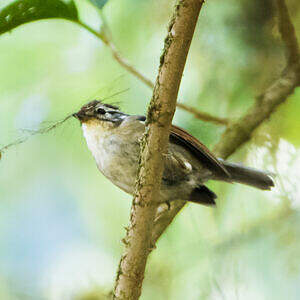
113 1 205 299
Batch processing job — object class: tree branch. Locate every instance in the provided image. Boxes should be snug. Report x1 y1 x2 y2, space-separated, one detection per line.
177 103 230 126
113 1 204 299
77 20 154 89
151 200 186 246
276 0 300 67
213 0 300 158
151 0 300 247
76 19 227 126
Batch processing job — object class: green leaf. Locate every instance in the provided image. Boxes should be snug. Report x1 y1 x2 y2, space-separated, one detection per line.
88 0 109 9
0 0 78 35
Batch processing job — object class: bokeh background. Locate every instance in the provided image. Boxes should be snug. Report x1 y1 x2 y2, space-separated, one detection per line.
0 0 300 299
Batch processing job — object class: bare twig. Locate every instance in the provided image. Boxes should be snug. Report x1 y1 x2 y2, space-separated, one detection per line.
106 39 155 89
113 1 204 299
100 15 155 90
213 66 300 158
152 200 186 245
276 0 300 66
151 0 300 246
0 114 73 158
213 0 300 159
177 103 229 126
77 20 154 89
75 20 227 126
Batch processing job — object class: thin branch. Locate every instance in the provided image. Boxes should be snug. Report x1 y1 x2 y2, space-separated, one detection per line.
213 0 300 159
213 66 299 158
151 0 300 247
276 0 300 66
113 1 204 299
75 20 227 126
77 20 154 89
106 39 155 89
99 15 155 89
0 114 73 157
177 103 229 126
152 200 186 246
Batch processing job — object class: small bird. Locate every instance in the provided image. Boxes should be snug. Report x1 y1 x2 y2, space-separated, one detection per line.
74 100 274 206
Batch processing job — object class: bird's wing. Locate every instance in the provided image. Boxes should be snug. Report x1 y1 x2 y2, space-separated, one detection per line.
132 116 230 179
170 125 230 178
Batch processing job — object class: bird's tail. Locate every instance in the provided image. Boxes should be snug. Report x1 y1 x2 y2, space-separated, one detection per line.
218 160 275 190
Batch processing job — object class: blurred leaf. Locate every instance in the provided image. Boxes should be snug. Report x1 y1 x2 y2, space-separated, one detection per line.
88 0 109 9
0 0 78 35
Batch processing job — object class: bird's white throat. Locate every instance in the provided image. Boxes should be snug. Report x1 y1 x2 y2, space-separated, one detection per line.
81 119 139 194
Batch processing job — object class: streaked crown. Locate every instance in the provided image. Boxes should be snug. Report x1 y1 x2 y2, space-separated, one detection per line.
74 100 127 123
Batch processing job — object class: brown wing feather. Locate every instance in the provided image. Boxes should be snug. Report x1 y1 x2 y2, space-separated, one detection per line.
170 125 230 178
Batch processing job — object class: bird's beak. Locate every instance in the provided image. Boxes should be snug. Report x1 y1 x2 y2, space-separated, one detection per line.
73 112 81 120
73 112 83 121
73 110 91 122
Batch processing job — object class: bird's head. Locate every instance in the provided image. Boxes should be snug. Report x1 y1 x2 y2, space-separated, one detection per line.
73 100 127 125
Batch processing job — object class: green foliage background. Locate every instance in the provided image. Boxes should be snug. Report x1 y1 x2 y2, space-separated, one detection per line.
0 0 299 299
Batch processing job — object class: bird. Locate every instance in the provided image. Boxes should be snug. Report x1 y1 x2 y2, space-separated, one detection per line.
74 100 274 206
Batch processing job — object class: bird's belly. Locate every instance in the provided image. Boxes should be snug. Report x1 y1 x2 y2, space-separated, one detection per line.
85 133 203 201
98 154 138 194
93 138 139 194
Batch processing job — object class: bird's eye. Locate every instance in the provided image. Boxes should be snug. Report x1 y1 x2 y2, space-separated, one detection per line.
95 107 106 115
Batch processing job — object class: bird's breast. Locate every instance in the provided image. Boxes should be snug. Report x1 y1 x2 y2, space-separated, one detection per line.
82 123 140 194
